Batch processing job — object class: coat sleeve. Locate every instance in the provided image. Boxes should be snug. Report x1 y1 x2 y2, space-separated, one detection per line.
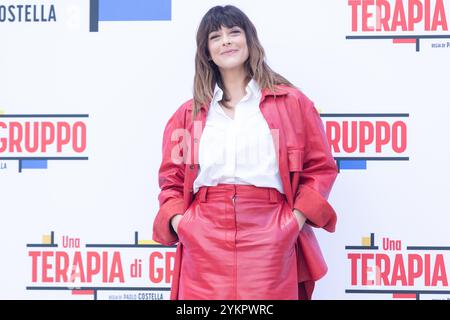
293 93 338 232
152 109 186 246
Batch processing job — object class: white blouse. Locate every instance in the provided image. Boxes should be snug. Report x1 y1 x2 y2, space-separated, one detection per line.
192 79 284 195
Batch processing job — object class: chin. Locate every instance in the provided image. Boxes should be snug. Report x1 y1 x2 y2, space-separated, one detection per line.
217 60 246 70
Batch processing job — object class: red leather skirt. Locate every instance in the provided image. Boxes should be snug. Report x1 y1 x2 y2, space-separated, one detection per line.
176 184 300 300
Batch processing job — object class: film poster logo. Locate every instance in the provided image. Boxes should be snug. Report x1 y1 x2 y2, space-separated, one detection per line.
346 233 450 299
322 113 409 171
26 231 176 300
346 0 450 51
0 114 88 172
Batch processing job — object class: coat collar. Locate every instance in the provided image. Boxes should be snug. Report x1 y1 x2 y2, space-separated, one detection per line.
187 84 290 112
211 78 261 105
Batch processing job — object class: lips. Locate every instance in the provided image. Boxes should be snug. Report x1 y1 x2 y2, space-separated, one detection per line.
221 49 238 55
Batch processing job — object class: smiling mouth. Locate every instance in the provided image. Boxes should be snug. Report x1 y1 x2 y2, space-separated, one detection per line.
222 49 238 55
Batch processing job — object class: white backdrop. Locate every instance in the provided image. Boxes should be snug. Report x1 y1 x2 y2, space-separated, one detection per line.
1 0 450 300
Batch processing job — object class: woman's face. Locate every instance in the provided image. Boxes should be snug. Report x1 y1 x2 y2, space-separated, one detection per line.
207 25 249 72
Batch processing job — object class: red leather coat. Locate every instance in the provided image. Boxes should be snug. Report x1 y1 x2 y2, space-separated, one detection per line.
153 85 338 299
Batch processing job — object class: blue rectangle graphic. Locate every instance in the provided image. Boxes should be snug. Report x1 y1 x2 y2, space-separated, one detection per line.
21 160 48 169
99 0 171 21
339 160 367 170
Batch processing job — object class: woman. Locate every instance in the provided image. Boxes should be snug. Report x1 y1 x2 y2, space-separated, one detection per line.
153 5 338 300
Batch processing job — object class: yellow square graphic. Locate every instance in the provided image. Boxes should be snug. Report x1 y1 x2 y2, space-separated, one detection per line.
42 234 52 244
138 240 158 245
361 236 371 247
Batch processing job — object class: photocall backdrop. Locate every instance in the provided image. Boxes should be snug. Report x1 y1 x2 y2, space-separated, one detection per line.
1 0 449 300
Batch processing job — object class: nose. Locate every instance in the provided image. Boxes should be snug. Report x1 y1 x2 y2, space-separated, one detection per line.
222 35 231 46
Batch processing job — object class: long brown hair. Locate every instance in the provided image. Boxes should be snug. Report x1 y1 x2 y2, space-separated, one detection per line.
193 5 294 118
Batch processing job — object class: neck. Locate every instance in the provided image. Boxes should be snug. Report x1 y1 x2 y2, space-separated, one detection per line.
219 67 248 101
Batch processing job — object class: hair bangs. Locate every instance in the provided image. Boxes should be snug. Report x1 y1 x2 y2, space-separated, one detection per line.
203 6 247 35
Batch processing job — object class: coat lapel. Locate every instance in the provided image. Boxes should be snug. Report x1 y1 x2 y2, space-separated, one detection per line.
184 107 207 208
259 91 294 209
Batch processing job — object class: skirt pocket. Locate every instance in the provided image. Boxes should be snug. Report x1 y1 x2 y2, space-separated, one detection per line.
177 204 194 242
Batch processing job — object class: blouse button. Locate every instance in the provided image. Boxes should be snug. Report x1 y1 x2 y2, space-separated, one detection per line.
189 164 195 169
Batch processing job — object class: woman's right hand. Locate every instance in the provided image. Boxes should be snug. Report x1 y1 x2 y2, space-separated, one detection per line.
170 214 184 234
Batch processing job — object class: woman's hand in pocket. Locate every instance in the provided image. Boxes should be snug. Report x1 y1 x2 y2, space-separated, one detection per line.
170 214 184 234
293 209 307 231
